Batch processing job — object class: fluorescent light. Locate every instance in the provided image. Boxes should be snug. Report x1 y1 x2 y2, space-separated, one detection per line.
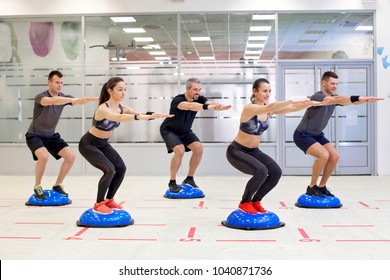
149 51 167 56
122 28 145 33
143 44 161 50
191 37 211 41
248 36 268 41
154 56 171 60
199 56 215 60
246 43 265 48
245 50 262 55
110 17 136 23
244 56 259 60
111 57 127 61
126 66 141 70
250 26 272 32
133 37 154 42
355 26 373 31
252 15 275 20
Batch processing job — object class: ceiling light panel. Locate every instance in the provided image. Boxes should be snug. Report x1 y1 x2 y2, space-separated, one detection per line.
252 15 276 20
250 26 272 32
123 28 146 33
133 37 154 42
111 17 136 23
191 37 211 41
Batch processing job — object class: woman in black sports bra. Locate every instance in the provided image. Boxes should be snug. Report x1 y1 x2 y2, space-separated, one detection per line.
226 78 324 214
79 77 173 214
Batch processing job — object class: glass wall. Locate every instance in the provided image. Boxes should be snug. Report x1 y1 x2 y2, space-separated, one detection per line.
0 12 374 143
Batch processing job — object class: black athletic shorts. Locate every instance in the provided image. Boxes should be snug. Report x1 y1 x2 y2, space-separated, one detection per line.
25 132 68 160
160 127 200 153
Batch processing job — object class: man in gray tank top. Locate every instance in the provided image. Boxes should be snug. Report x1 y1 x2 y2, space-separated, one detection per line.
293 71 383 198
25 70 98 200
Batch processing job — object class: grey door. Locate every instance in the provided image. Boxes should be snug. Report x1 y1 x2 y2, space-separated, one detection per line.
278 62 375 175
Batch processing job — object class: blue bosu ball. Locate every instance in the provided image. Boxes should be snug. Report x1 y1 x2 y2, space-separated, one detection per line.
77 208 134 227
25 190 72 206
164 184 205 199
221 209 285 230
295 194 342 208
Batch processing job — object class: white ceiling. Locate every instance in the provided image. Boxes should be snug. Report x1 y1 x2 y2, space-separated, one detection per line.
86 12 374 62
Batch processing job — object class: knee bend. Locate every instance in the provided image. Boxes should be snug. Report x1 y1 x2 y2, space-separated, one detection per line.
330 151 340 163
192 146 203 156
173 146 185 157
254 167 268 179
66 152 76 164
116 164 127 175
38 154 49 164
272 165 282 180
317 151 330 163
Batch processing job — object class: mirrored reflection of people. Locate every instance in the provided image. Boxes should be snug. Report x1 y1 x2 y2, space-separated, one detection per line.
294 71 384 197
26 70 98 200
79 77 173 214
226 78 326 214
160 78 231 193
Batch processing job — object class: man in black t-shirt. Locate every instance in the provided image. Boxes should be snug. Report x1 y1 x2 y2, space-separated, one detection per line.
160 78 231 192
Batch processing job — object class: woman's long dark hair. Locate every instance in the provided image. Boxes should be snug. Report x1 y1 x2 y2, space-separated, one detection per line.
99 77 124 105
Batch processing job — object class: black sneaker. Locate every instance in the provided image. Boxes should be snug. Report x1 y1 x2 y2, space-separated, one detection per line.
306 185 325 197
53 185 69 196
182 178 199 188
34 185 47 200
320 186 334 197
168 182 182 193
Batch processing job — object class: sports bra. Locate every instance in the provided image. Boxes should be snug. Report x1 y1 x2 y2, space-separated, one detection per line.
239 114 270 136
92 103 123 131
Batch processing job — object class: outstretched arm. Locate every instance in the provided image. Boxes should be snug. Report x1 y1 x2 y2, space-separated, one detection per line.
119 104 174 121
177 101 231 111
71 96 99 105
273 100 328 114
41 96 98 106
324 95 384 106
350 96 384 105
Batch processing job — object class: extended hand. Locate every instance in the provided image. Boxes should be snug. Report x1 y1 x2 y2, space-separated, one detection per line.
311 100 329 106
361 96 385 103
209 104 232 110
152 113 175 118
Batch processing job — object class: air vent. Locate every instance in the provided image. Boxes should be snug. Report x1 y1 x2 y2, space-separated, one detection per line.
305 30 327 34
298 39 317 43
340 21 358 27
142 25 164 29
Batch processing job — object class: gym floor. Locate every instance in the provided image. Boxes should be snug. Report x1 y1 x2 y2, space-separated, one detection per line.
1 175 390 260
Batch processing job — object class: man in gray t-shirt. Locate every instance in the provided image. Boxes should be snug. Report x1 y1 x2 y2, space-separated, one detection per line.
293 71 383 198
25 70 97 200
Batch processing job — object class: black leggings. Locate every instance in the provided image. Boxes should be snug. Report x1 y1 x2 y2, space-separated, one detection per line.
226 141 282 202
79 132 126 203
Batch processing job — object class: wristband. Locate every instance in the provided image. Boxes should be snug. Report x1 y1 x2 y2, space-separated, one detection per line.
146 111 154 115
202 104 209 110
134 114 140 120
350 96 360 103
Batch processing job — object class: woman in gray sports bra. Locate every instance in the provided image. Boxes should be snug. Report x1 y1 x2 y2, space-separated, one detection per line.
78 77 173 214
226 78 324 214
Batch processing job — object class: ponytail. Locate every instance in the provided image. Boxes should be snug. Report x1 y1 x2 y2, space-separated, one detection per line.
98 77 124 105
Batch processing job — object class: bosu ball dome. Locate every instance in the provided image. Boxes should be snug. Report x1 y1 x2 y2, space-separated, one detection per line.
25 189 71 206
77 208 134 227
164 184 205 199
295 194 342 208
221 209 285 230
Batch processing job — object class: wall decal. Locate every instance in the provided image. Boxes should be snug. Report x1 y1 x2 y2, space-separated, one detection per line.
29 22 54 57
